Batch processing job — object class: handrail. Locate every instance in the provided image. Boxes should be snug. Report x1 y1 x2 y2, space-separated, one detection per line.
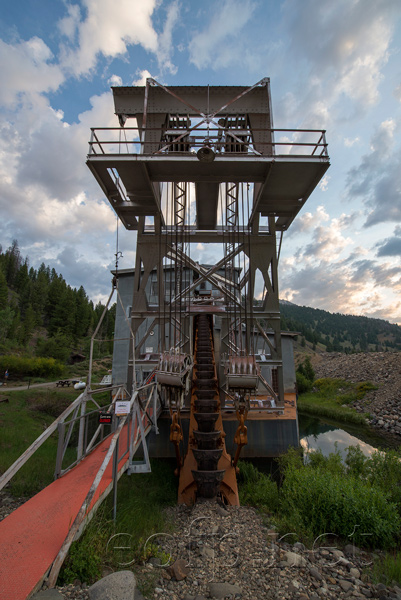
0 392 85 492
87 126 329 158
47 386 159 587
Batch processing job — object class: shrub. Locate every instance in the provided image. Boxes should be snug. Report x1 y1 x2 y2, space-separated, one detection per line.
238 460 279 511
296 371 313 393
0 354 64 378
280 462 400 548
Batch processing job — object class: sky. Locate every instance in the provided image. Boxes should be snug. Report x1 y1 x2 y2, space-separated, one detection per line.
1 0 401 323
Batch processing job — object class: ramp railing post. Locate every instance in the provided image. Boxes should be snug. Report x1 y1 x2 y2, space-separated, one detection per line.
77 389 88 460
112 416 120 522
54 422 65 479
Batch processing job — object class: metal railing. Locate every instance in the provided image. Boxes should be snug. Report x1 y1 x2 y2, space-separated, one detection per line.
88 126 328 158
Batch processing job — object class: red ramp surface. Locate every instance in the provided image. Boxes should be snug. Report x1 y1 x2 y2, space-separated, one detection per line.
0 425 132 600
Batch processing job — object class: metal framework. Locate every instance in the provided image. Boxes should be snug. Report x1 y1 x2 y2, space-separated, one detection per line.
87 78 329 498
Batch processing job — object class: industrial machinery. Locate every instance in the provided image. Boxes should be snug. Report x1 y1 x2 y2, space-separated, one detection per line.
87 78 329 504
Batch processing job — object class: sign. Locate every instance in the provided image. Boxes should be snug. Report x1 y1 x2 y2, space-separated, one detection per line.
99 411 112 424
115 400 130 416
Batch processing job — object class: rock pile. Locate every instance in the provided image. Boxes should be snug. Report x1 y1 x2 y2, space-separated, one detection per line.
140 501 400 600
312 352 401 438
28 499 401 599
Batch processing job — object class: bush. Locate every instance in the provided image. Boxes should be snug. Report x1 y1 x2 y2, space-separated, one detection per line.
296 371 313 393
0 354 64 378
238 460 279 511
280 464 399 548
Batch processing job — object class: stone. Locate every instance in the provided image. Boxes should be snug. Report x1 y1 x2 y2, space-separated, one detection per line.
284 551 307 567
309 567 323 581
31 591 65 600
216 505 229 517
350 567 361 579
360 589 372 598
200 544 215 559
294 542 306 552
134 590 145 600
88 570 136 600
344 545 361 556
339 580 353 592
208 582 242 598
168 558 189 581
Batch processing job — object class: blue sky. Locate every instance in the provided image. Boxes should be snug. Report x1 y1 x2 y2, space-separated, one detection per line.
1 0 401 323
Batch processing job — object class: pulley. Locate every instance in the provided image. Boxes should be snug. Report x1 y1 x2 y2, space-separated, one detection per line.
197 146 215 162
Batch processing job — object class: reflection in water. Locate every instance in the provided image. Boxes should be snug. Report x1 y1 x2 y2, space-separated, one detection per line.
298 413 391 459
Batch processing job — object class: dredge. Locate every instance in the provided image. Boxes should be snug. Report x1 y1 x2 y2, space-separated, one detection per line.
87 78 329 504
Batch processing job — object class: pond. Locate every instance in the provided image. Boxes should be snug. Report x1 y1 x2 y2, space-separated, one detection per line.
298 412 399 459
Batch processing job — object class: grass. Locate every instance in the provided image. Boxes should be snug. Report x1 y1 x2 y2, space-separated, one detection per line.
238 445 401 583
58 459 177 589
0 386 85 496
297 378 376 425
373 552 401 586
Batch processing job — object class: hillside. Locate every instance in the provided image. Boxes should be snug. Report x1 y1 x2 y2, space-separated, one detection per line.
0 240 115 370
312 351 401 439
280 301 401 353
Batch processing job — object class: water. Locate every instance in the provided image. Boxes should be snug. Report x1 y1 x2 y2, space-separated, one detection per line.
298 412 397 459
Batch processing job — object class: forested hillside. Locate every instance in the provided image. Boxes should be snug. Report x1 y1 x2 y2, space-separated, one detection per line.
0 240 115 363
280 301 401 353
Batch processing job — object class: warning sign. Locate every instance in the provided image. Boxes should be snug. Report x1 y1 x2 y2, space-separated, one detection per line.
115 400 130 416
99 411 112 424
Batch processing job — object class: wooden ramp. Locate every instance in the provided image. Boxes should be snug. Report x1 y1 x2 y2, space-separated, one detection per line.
0 422 139 600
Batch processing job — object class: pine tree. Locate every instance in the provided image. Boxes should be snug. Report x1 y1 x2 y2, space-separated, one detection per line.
0 269 8 310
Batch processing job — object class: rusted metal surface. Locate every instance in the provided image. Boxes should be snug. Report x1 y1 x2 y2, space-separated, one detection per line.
178 314 239 505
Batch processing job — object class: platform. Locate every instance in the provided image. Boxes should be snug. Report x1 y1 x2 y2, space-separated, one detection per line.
0 420 146 600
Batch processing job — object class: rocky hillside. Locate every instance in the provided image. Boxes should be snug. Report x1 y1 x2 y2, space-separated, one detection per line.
312 352 401 438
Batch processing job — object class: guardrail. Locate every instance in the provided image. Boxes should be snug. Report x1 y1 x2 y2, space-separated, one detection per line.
88 126 328 158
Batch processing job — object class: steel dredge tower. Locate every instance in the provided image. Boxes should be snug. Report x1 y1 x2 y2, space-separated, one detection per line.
87 78 329 504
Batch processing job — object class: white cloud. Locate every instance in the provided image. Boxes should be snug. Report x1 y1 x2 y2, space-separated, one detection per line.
59 0 159 76
344 137 359 147
0 37 64 106
279 0 400 127
108 74 123 86
57 3 81 41
318 175 330 191
157 0 179 74
287 206 329 235
189 0 256 69
132 69 153 86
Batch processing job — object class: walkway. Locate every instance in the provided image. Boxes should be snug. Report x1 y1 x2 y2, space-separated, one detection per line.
0 422 137 600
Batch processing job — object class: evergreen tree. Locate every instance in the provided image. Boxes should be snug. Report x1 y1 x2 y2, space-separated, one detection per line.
0 269 8 310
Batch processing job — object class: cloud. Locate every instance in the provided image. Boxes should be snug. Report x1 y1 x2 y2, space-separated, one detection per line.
57 3 81 41
287 206 329 236
188 0 257 70
344 137 360 147
278 0 400 127
280 204 401 322
376 235 401 257
346 119 401 227
132 69 153 86
0 37 64 106
59 0 159 76
318 175 330 191
108 74 123 86
0 86 121 300
156 0 179 74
